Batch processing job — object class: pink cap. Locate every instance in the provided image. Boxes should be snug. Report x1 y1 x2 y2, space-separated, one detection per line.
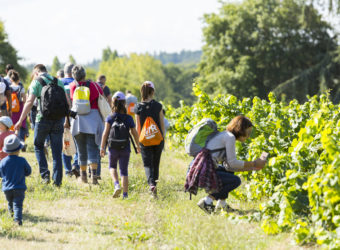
143 81 155 89
113 91 125 100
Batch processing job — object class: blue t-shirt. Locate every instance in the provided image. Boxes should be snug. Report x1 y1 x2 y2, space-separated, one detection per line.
0 155 31 191
105 113 135 151
60 77 74 98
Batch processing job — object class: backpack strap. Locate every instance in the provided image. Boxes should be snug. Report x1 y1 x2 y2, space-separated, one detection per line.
51 77 58 85
209 147 226 154
86 80 91 88
37 77 47 87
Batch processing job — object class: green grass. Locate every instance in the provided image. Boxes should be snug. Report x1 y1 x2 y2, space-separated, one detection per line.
0 135 312 249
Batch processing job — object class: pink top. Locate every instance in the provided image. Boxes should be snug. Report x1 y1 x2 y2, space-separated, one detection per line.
69 81 104 110
0 131 15 160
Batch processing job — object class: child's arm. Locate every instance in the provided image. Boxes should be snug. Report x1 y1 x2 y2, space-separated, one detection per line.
100 122 110 157
24 159 32 176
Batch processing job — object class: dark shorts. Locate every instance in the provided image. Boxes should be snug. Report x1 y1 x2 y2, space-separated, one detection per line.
108 147 130 176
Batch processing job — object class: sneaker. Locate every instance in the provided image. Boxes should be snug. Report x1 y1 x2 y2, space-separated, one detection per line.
22 144 27 152
215 203 236 213
149 186 157 198
112 187 121 198
42 177 50 184
65 172 73 178
197 198 215 214
123 194 128 199
71 167 80 178
14 220 22 226
91 175 99 185
80 171 88 184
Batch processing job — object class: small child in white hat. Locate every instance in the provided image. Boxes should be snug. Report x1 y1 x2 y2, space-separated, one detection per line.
0 134 31 225
0 116 14 161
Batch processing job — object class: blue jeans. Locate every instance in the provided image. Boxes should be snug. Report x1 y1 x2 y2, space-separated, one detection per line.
62 153 73 174
18 127 27 142
74 133 99 166
210 166 241 200
5 189 25 223
89 153 101 176
34 118 63 185
72 151 79 170
30 109 37 130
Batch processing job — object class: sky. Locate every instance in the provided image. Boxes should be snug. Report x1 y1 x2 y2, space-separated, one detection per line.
1 0 221 65
2 0 339 66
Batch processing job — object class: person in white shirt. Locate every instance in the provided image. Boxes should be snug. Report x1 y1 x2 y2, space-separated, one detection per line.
197 115 267 214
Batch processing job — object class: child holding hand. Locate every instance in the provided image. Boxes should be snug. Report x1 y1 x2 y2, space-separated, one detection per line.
0 134 31 225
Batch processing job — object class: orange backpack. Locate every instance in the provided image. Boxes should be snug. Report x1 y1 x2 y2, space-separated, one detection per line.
127 102 136 116
7 92 20 113
139 116 163 146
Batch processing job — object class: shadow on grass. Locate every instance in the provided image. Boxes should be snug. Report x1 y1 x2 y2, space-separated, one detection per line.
234 209 259 215
23 213 81 226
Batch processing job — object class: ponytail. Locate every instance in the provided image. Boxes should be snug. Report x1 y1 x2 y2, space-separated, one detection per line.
140 82 154 101
113 99 127 114
9 70 20 83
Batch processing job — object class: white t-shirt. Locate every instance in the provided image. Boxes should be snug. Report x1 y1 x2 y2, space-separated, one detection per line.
206 131 245 171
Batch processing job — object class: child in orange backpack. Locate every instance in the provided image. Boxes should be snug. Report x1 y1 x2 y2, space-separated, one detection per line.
135 81 165 198
7 70 27 149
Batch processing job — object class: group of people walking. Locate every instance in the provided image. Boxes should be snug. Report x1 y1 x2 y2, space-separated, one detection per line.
0 62 267 226
0 63 167 225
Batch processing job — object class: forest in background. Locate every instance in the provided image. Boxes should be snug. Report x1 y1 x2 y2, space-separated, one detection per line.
1 0 340 106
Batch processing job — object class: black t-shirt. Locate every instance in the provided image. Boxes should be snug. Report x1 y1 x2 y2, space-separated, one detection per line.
136 100 163 135
97 82 111 98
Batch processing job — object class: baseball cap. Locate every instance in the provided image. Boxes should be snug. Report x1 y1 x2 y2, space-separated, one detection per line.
143 81 155 89
0 116 13 129
113 91 126 100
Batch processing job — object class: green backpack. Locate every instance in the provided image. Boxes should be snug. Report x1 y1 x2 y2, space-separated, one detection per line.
185 118 223 157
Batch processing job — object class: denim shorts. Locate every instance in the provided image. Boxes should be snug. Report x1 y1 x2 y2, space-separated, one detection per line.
74 133 99 166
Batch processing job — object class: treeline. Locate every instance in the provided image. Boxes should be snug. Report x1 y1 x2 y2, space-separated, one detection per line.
2 0 340 105
98 49 198 106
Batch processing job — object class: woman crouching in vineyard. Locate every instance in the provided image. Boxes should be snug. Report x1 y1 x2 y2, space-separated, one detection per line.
136 81 165 198
197 116 267 214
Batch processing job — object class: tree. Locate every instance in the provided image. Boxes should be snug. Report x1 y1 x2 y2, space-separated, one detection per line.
68 55 76 65
0 20 27 81
198 0 338 101
163 64 198 106
102 47 118 62
50 56 61 76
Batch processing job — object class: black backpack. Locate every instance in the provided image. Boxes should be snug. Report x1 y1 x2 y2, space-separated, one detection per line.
107 115 130 150
37 77 69 120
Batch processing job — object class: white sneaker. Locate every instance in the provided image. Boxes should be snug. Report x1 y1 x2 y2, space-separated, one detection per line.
112 187 121 198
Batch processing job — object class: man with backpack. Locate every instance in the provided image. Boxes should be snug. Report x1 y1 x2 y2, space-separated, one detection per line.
14 64 70 186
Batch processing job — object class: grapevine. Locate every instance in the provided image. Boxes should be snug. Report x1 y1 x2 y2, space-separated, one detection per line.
167 84 340 248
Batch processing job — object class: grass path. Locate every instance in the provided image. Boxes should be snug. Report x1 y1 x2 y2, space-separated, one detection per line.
0 137 311 249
